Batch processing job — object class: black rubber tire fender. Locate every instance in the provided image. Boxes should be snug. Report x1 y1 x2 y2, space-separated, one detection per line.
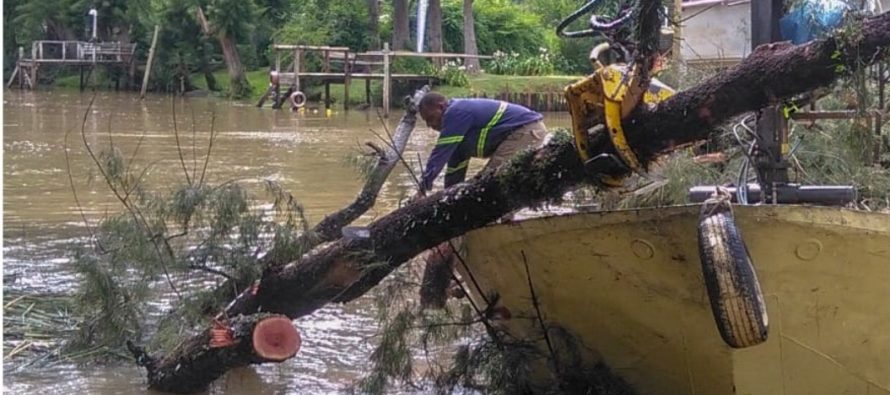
697 198 769 348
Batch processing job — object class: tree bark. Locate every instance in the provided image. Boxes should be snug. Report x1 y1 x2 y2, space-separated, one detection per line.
462 0 481 73
197 7 251 98
137 11 890 393
428 0 444 65
200 42 220 92
368 0 381 50
168 98 423 319
392 0 410 50
129 314 298 393
261 102 422 267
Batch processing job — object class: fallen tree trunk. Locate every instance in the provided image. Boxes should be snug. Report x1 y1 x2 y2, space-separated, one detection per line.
261 100 422 267
138 11 890 392
178 100 423 319
130 314 299 394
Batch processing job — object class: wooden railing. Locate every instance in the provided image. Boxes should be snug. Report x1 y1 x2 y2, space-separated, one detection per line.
269 43 494 115
29 40 136 63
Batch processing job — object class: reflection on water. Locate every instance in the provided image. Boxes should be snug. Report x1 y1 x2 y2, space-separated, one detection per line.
2 90 573 394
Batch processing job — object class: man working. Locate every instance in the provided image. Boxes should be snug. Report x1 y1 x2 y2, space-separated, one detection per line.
414 93 548 308
416 92 548 195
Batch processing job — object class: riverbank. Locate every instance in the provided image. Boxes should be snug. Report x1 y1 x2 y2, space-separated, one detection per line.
192 70 581 107
44 68 582 109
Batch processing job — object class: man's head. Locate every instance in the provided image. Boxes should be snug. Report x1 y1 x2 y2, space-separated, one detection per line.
418 92 448 131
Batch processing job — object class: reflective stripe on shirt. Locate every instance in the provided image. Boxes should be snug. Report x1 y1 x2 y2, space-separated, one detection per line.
476 101 508 157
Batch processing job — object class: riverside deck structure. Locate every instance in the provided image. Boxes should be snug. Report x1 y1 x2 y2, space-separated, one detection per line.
259 43 492 116
8 40 137 90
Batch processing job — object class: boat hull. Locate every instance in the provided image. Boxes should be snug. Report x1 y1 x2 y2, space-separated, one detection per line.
461 205 890 395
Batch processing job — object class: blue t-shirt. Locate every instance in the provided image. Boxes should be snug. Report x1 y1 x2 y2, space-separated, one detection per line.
420 98 542 191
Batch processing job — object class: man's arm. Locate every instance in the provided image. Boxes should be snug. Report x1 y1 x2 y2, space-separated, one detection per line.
419 109 472 192
443 154 470 188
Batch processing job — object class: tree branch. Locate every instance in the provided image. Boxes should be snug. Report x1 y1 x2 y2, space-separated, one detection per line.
137 12 890 393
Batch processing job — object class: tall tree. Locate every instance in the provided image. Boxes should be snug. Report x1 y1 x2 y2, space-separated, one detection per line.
368 0 380 49
392 0 410 49
427 0 444 64
462 0 480 72
197 0 255 98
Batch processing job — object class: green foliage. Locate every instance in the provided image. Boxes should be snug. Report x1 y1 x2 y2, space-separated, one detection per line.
204 0 259 41
274 0 376 53
440 0 558 58
391 57 430 74
68 140 310 353
485 48 556 76
425 61 471 87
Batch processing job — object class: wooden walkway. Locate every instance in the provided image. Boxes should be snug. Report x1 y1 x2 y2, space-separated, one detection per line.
8 40 137 90
259 44 492 116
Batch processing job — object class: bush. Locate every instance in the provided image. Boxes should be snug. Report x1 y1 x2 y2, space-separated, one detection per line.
441 0 558 58
484 48 555 76
425 61 470 87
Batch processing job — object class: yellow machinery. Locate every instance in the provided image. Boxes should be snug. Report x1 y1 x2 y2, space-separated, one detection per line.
564 41 675 186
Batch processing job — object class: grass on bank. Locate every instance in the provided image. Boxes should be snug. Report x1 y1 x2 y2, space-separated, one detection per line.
192 69 582 105
47 66 582 107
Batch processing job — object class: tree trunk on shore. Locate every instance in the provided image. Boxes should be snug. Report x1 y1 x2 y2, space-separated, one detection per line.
462 0 481 73
368 0 380 50
392 0 410 50
217 34 251 98
197 6 251 98
133 11 890 393
200 41 220 92
428 0 444 65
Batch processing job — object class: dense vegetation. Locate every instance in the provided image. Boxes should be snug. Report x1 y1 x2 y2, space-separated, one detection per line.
3 0 624 98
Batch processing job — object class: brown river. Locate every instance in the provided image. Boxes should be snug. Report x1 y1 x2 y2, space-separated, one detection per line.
2 90 571 394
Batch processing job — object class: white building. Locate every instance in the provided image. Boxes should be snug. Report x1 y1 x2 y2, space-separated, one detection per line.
679 0 888 65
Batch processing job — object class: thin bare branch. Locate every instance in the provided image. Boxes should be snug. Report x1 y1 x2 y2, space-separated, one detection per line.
199 113 216 187
191 102 198 181
187 264 234 281
171 98 193 186
64 113 101 251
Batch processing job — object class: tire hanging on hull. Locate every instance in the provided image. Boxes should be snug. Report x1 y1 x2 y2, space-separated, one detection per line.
697 187 769 348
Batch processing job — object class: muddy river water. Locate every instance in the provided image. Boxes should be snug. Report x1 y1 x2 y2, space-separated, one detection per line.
3 90 570 394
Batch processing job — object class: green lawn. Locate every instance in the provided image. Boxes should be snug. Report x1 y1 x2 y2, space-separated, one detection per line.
51 68 582 107
436 74 581 98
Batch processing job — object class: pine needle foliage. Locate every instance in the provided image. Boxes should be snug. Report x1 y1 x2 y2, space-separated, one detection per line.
69 141 311 356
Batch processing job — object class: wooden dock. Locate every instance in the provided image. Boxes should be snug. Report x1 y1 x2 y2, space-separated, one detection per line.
259 43 492 117
8 40 137 90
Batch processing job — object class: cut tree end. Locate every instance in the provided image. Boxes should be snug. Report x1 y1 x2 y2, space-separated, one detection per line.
252 316 301 362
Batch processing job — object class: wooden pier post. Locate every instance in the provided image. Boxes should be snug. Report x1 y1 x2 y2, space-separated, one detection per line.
140 25 160 99
324 82 331 112
343 49 351 110
294 48 301 92
275 51 281 106
29 43 38 89
365 79 371 106
383 42 391 117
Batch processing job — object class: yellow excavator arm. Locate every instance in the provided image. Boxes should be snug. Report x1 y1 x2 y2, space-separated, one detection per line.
564 42 675 186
